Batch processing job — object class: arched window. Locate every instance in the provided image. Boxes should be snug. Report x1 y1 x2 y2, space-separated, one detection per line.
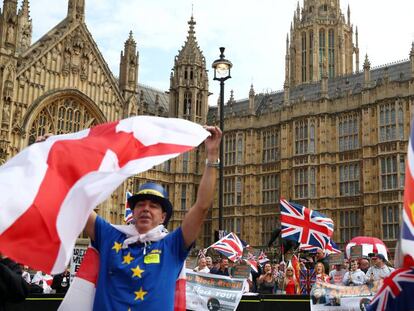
328 29 335 78
309 124 315 153
319 29 326 79
302 32 307 82
183 91 192 117
309 31 314 81
196 93 202 118
398 108 404 139
29 96 98 145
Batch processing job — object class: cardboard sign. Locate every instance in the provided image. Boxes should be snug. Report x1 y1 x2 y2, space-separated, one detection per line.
350 245 363 260
329 252 344 265
232 264 251 279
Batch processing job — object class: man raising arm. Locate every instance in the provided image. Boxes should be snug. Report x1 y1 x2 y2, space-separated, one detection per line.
83 125 221 311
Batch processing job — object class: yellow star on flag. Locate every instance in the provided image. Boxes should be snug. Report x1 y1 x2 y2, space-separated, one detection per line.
112 241 122 253
134 287 147 301
131 265 144 278
122 252 134 265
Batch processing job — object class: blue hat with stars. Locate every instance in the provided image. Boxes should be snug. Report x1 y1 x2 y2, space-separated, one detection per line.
128 182 173 226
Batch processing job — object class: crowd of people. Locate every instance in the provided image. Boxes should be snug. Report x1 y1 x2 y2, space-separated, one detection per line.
192 250 395 295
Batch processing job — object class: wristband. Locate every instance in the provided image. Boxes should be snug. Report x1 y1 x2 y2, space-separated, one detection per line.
205 158 220 168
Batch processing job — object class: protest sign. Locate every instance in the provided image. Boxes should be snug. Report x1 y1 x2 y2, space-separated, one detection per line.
232 264 251 279
69 246 87 281
350 245 363 260
329 253 344 265
186 269 245 311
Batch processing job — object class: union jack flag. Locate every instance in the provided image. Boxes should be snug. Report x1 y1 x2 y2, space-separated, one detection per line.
280 199 334 249
299 268 316 295
209 232 244 262
258 250 269 264
367 268 414 311
124 191 134 224
299 239 340 254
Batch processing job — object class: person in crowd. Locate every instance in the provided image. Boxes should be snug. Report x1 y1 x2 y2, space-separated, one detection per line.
343 260 366 286
315 249 330 274
272 263 284 293
205 256 213 270
0 255 29 311
359 258 370 274
32 270 53 294
329 262 346 285
343 259 350 271
282 266 299 295
257 263 276 294
193 257 210 273
365 254 394 283
210 258 230 276
20 265 31 284
51 268 71 294
315 262 330 283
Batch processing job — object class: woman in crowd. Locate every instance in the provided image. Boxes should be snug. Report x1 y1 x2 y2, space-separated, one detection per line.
282 266 299 295
257 263 277 294
315 262 330 283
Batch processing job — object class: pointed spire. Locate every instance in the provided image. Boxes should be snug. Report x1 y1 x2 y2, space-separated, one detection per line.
188 15 196 38
363 54 370 70
347 4 351 26
230 89 234 101
296 1 300 18
286 33 289 55
249 84 255 97
68 0 85 22
248 85 256 114
411 41 414 57
19 0 30 17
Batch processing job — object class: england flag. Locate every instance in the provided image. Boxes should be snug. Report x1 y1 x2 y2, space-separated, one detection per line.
0 116 208 274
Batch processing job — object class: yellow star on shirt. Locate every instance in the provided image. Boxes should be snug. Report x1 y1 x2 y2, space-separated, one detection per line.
112 241 122 253
122 252 134 265
134 287 147 301
131 265 144 278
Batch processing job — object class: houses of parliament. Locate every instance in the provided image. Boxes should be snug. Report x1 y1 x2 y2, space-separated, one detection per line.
0 0 413 254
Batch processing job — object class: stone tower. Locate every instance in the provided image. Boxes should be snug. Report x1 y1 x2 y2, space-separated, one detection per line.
287 0 359 86
119 31 139 116
169 15 209 124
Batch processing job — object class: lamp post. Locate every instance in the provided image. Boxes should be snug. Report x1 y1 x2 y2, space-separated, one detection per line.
212 47 232 231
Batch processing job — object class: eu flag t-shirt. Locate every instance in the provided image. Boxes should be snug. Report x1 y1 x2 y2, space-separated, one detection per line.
92 216 189 311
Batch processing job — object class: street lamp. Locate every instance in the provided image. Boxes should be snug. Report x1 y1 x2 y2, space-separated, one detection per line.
212 47 232 232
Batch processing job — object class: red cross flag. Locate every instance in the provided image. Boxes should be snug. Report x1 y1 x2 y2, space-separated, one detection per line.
0 116 208 274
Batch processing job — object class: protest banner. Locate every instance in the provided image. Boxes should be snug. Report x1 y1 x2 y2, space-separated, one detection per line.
186 269 245 311
310 280 381 311
69 246 87 281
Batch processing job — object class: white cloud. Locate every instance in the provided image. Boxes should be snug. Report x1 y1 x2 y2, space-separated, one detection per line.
25 0 414 106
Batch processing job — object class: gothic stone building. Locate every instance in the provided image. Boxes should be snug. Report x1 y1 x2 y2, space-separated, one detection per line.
0 0 413 253
209 0 414 254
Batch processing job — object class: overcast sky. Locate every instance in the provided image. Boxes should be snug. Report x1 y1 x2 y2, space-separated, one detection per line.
26 0 414 105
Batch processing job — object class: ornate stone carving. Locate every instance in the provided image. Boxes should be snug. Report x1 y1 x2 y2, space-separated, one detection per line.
61 28 91 79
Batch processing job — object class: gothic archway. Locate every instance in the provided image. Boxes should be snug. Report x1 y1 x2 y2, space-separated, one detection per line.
26 91 106 145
